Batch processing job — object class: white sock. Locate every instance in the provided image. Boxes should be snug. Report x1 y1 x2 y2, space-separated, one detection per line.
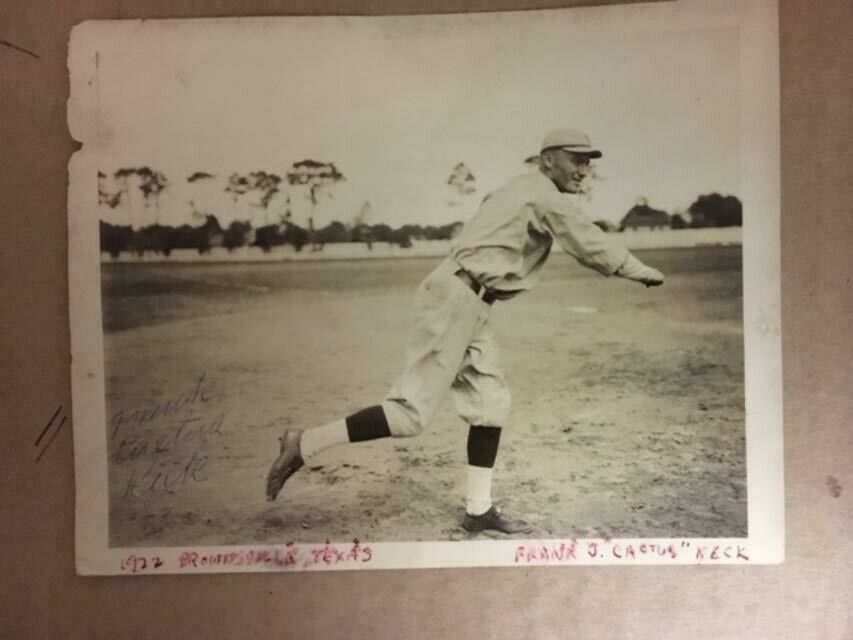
466 465 494 516
300 419 349 460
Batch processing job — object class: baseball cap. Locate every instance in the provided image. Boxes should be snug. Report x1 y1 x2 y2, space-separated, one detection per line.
540 129 602 158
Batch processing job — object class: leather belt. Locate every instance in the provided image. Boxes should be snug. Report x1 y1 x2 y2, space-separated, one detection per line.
454 269 498 305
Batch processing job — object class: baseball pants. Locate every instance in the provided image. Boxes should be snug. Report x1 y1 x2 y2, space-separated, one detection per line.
381 258 511 437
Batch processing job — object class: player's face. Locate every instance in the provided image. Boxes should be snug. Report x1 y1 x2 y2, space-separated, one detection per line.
545 149 593 194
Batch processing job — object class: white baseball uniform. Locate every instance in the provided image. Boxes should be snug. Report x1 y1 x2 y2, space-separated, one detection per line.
381 171 631 437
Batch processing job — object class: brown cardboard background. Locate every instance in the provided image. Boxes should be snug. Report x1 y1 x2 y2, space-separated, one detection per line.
1 1 850 637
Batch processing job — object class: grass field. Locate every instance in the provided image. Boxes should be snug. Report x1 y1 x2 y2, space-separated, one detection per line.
102 246 746 546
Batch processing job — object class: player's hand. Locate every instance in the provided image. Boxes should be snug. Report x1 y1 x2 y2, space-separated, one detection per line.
637 267 664 287
616 254 664 287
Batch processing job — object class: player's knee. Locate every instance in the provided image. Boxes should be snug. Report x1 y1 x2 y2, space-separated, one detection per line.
483 390 511 426
381 401 424 437
393 419 423 438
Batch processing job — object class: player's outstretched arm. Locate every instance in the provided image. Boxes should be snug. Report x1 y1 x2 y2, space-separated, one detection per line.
541 195 632 277
615 253 665 287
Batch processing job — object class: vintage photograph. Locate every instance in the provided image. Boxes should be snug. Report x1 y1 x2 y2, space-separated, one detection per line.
68 1 782 572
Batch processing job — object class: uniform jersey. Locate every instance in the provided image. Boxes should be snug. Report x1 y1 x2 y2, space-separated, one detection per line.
450 171 629 295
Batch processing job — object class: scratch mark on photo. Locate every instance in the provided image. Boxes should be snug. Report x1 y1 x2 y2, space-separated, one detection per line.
36 415 67 463
0 39 40 59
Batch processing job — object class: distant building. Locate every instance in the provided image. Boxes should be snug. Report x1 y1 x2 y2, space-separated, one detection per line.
620 198 670 231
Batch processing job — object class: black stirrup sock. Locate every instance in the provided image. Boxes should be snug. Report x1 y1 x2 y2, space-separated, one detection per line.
346 405 392 442
467 425 502 468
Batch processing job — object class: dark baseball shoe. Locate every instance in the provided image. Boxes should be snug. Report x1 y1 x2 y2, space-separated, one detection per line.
265 429 305 501
462 505 533 535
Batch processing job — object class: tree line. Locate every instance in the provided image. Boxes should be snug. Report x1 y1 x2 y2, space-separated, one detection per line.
99 217 466 257
99 160 477 257
595 193 743 232
99 160 742 258
99 161 348 227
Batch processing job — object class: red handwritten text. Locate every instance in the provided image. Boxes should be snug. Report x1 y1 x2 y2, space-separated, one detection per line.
515 540 579 564
515 539 750 564
302 539 372 569
177 539 372 571
694 544 749 562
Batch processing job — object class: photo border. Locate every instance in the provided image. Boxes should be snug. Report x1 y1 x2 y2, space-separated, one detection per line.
68 0 782 575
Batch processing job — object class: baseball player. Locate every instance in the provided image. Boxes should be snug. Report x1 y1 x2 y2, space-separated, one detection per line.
266 128 664 534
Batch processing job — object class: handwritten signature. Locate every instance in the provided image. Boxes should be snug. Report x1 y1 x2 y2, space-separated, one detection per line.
110 373 214 441
109 373 228 500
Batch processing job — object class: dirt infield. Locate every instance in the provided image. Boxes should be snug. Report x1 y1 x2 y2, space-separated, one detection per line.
102 247 745 546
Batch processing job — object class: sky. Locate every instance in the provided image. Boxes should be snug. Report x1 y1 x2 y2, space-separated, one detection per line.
83 4 742 229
